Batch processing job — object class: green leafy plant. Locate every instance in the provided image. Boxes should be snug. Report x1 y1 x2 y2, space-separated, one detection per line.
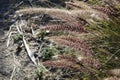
12 34 22 43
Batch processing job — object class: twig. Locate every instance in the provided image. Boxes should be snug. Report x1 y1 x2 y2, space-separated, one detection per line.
37 59 49 72
15 17 37 65
38 43 44 57
10 53 17 80
31 26 35 35
23 36 37 65
104 49 120 65
7 32 12 47
7 31 17 47
10 67 16 80
6 24 15 38
16 21 23 34
36 42 49 72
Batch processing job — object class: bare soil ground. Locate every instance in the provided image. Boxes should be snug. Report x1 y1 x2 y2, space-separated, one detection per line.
0 31 37 80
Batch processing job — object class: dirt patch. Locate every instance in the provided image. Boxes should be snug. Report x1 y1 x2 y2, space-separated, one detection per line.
0 31 37 80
